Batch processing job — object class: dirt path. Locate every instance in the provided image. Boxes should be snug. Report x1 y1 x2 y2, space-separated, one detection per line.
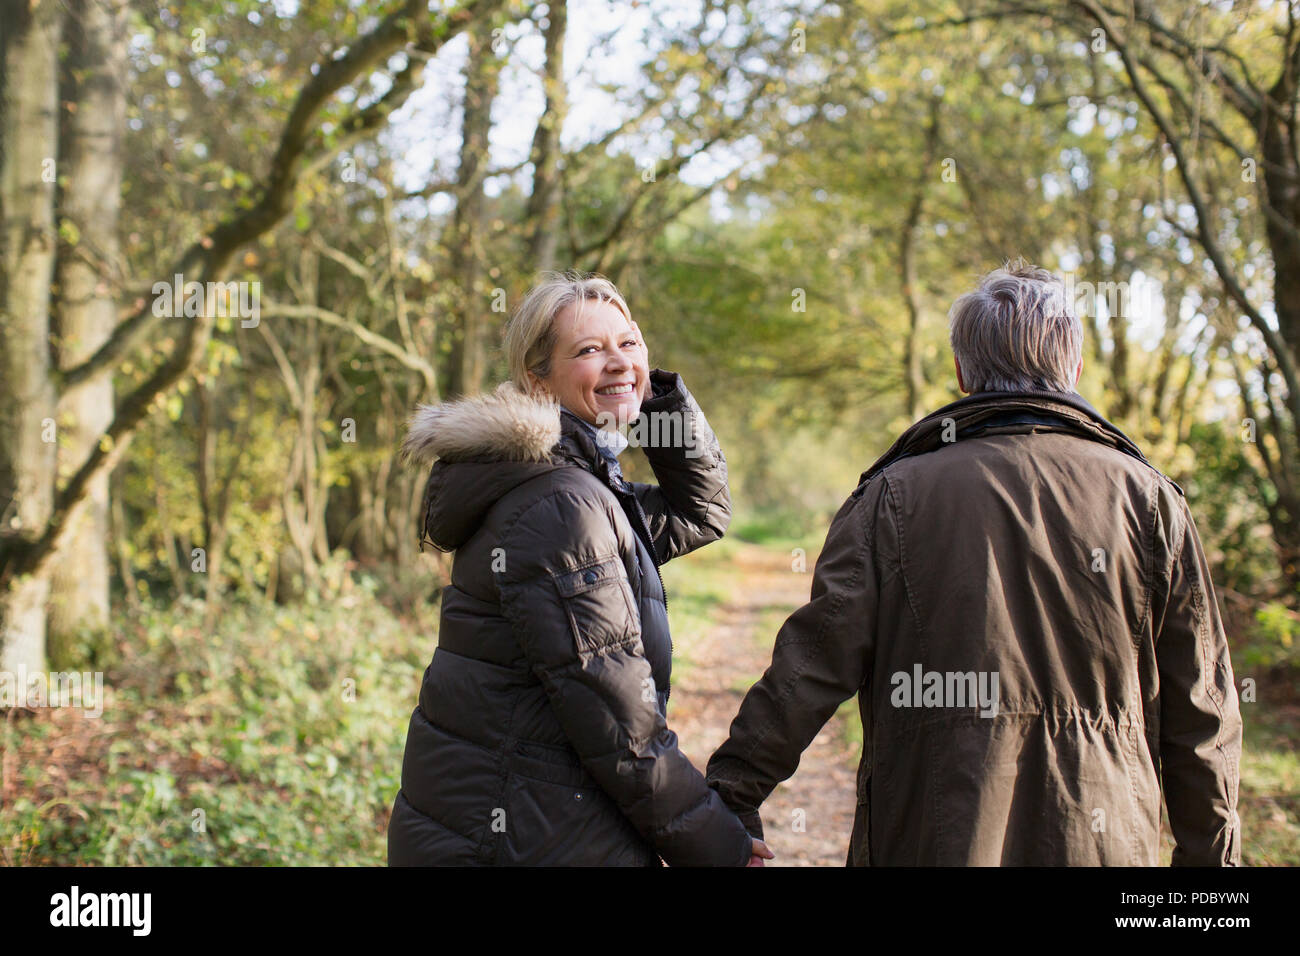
667 542 860 867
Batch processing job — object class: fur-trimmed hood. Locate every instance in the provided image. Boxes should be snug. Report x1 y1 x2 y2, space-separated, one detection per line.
401 381 563 466
401 382 609 552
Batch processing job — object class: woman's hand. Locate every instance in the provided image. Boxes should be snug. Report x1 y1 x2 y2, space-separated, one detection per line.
747 837 775 867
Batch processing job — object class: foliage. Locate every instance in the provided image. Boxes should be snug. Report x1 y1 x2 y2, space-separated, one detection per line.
2 559 434 865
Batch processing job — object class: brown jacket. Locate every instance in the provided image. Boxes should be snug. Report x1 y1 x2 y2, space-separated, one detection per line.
706 390 1243 866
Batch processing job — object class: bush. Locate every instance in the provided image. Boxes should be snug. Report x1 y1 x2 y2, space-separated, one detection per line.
1 565 433 866
1241 601 1300 672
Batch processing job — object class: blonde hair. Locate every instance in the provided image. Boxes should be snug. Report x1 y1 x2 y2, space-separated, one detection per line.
503 271 633 393
948 258 1083 393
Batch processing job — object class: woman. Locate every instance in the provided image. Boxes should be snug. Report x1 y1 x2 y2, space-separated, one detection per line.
387 271 773 866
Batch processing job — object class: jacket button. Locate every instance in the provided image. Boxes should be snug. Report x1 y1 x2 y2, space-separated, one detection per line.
574 793 584 801
583 569 598 585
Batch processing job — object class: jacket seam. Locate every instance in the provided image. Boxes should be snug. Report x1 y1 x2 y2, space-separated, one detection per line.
1124 715 1143 866
496 480 621 560
394 789 481 849
875 702 1136 736
649 785 714 840
485 689 520 865
1132 472 1159 655
881 473 925 646
536 634 645 672
400 709 502 857
1180 512 1237 859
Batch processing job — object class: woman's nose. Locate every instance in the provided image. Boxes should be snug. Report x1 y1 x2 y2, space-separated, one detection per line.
606 348 631 371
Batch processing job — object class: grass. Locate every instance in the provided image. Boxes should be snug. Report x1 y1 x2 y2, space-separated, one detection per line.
1238 699 1300 865
728 510 829 552
662 541 742 685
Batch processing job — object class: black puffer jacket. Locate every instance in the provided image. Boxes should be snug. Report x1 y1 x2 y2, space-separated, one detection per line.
387 369 752 866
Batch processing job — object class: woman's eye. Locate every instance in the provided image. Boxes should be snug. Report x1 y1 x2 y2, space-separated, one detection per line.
622 340 636 348
578 346 598 355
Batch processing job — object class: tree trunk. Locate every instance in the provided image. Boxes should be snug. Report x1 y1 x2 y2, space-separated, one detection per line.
1257 97 1300 587
526 0 567 272
109 466 138 612
443 24 502 398
46 0 125 665
198 375 250 616
899 96 940 421
0 0 62 674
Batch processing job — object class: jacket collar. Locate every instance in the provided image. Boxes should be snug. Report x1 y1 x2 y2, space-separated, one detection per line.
859 389 1177 492
555 408 624 486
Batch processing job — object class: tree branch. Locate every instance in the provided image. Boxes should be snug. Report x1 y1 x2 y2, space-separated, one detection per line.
1074 0 1300 426
1 0 498 583
57 0 499 391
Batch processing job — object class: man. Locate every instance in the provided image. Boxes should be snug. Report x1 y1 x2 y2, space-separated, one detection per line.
706 261 1243 866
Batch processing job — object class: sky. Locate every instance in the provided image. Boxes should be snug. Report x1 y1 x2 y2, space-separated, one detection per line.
384 0 757 217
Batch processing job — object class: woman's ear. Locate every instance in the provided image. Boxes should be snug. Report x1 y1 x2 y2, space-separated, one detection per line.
525 370 552 401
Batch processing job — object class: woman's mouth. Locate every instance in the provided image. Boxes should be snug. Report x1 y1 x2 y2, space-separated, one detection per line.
596 383 635 396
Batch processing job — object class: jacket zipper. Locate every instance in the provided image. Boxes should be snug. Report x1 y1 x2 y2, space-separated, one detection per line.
563 420 674 705
622 484 672 704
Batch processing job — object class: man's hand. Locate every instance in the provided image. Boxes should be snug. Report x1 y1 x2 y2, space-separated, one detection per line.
747 838 775 867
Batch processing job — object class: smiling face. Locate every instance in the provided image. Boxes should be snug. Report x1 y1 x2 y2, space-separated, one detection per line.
531 298 649 428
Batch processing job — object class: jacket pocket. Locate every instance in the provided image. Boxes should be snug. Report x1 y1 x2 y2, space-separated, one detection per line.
508 740 592 789
501 744 649 865
551 554 640 654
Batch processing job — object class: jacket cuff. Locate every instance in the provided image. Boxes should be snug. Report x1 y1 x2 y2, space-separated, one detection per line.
641 368 685 409
737 821 755 867
707 765 764 842
738 809 764 843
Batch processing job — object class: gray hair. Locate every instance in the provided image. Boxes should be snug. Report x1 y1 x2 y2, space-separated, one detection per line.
947 260 1082 393
502 270 633 393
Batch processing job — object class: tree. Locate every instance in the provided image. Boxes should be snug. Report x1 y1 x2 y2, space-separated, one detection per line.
45 0 127 662
879 0 1300 591
0 0 506 673
0 0 62 674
